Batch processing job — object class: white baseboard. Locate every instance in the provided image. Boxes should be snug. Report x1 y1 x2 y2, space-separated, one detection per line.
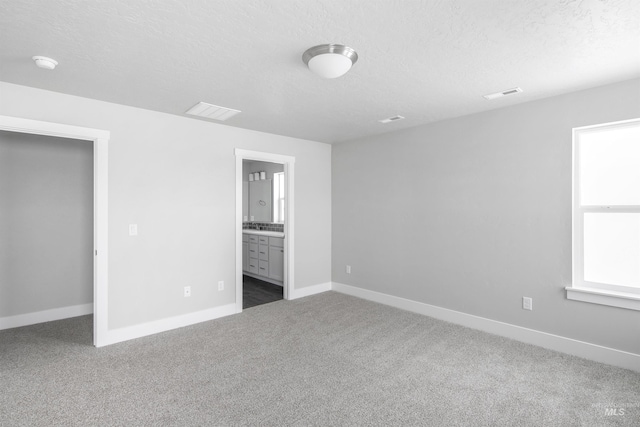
99 303 237 347
0 303 93 331
290 282 332 300
331 282 640 372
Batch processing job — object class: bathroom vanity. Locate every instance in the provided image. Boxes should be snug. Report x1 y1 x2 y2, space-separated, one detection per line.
242 230 284 286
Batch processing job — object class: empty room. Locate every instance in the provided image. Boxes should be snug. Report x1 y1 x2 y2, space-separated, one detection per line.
1 1 639 425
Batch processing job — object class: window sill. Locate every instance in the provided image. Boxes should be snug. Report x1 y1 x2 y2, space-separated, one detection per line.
565 286 640 311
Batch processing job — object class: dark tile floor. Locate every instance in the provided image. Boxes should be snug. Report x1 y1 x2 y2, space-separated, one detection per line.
243 275 283 309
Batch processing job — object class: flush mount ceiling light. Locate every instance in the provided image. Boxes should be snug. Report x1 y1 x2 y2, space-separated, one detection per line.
302 44 358 79
32 56 58 70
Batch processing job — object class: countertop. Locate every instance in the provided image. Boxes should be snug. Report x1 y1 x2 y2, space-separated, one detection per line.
243 230 285 238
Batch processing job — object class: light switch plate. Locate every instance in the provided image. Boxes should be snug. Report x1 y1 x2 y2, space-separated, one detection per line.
129 224 138 236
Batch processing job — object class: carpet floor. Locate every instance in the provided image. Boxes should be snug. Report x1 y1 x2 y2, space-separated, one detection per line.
1 291 638 426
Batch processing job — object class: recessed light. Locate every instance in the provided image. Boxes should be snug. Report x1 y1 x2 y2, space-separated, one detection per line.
32 56 58 70
379 115 405 124
185 102 241 121
483 87 523 100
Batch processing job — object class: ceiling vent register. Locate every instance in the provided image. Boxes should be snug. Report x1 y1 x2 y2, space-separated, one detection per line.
185 102 241 121
379 115 405 124
483 87 523 100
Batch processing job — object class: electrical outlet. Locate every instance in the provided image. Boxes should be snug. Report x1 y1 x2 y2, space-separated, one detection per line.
184 286 191 297
523 297 532 311
129 224 138 236
346 265 351 274
218 281 224 291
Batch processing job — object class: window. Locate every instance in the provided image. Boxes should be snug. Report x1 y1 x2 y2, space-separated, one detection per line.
567 118 640 310
273 172 285 223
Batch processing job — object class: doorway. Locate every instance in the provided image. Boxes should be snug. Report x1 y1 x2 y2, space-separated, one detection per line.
0 116 109 346
235 149 295 313
242 159 285 309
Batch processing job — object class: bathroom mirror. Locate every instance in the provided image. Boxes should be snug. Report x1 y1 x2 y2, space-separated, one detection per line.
249 179 272 222
243 160 285 223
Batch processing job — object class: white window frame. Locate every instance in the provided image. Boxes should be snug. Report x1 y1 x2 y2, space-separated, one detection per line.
566 118 640 311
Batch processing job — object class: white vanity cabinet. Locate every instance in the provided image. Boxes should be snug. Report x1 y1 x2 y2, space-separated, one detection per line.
268 237 284 282
243 232 284 286
247 235 259 275
242 234 249 271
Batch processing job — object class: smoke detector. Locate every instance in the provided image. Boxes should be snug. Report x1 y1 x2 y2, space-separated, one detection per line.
32 56 58 70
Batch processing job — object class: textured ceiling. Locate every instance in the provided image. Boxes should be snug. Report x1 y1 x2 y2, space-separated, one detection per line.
1 0 639 143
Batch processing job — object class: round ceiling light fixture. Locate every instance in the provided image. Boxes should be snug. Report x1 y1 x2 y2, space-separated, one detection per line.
32 56 58 70
302 44 358 79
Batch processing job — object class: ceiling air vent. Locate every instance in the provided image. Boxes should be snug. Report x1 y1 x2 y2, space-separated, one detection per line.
483 87 523 100
185 102 241 121
379 115 405 124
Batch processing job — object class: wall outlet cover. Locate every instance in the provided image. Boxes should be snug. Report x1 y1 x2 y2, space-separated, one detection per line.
218 281 224 291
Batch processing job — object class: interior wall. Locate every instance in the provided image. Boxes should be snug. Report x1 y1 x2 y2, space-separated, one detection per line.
0 81 331 331
332 78 640 355
0 131 93 317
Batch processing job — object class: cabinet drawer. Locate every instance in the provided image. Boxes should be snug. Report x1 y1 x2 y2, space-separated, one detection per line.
248 235 259 244
269 237 284 248
248 259 259 274
259 244 269 261
249 243 258 258
258 236 269 245
259 260 269 276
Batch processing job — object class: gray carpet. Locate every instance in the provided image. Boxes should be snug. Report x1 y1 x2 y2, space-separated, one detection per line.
1 292 638 426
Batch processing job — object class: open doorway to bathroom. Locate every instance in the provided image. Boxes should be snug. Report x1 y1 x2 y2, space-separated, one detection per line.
235 149 295 313
242 160 285 309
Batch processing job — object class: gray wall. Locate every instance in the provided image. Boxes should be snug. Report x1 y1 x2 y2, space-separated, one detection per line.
0 131 93 317
332 78 640 355
0 81 331 330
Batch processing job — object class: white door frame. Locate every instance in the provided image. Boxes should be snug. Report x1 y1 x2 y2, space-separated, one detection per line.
0 115 109 347
235 149 295 312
